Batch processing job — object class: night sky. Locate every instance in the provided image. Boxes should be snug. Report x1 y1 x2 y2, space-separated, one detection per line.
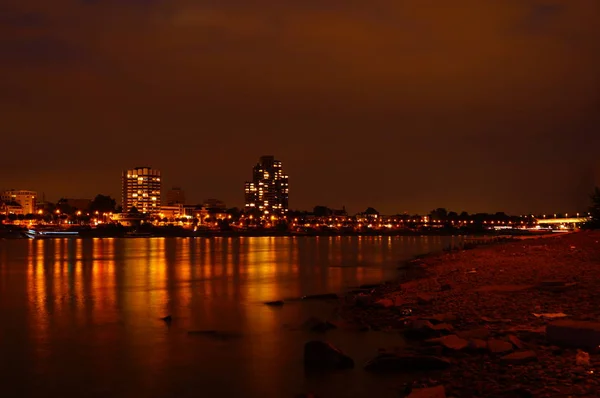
1 1 599 214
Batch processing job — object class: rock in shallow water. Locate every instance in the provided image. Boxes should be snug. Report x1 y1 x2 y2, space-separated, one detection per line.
303 341 354 370
364 353 451 372
302 317 337 332
264 300 284 306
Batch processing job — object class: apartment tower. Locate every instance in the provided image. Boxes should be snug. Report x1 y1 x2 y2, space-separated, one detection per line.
122 166 161 215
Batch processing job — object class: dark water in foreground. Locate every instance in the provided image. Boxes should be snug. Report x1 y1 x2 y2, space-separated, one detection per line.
0 236 459 398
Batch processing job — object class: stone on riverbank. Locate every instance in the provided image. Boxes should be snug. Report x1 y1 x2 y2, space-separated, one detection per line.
405 320 453 339
303 341 354 370
425 335 469 351
417 293 435 305
508 335 526 349
364 353 451 372
374 297 405 308
407 385 446 398
501 350 537 364
466 339 488 351
457 328 490 340
421 314 457 324
487 339 513 354
537 280 578 293
546 320 600 349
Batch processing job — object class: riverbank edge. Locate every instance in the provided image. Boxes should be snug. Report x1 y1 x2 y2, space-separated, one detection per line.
1 224 555 239
323 231 596 397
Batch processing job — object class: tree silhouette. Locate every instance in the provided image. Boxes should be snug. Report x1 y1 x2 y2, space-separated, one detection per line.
226 207 241 217
587 187 600 229
429 208 448 219
364 207 379 215
313 206 332 217
90 194 116 214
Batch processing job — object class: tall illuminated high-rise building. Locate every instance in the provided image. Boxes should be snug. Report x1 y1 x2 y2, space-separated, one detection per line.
122 166 161 215
244 156 289 215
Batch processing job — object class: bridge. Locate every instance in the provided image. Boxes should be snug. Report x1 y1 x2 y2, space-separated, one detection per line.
536 217 589 225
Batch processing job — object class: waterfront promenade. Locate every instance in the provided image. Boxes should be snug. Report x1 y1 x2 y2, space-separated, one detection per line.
336 231 600 397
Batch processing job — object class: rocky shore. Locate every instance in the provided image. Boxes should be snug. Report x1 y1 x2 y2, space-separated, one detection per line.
303 231 600 397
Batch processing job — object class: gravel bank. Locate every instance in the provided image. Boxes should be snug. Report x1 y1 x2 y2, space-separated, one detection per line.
339 231 600 397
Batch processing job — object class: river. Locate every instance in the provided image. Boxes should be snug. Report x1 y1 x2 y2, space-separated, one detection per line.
0 236 460 398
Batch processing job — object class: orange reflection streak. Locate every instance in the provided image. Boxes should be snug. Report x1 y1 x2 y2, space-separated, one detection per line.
52 240 66 314
176 238 192 308
90 238 117 325
120 238 168 321
212 238 223 279
149 238 167 315
201 239 213 280
28 239 48 343
244 237 278 303
225 239 234 278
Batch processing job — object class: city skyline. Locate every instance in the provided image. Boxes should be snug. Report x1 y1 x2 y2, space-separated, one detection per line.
0 156 596 216
1 1 599 214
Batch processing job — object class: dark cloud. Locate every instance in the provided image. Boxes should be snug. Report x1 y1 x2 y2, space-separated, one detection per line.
0 6 46 28
0 37 82 63
0 0 598 214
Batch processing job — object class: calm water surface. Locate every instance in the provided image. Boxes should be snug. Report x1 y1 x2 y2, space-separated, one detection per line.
0 236 459 398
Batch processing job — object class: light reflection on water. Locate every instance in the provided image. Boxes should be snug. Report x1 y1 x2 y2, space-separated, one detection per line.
0 236 459 398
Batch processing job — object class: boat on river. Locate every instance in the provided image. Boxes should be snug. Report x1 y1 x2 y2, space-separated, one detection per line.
23 228 80 239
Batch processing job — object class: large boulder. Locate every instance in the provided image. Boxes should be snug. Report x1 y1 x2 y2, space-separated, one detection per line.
364 353 451 372
304 341 354 370
546 320 600 349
